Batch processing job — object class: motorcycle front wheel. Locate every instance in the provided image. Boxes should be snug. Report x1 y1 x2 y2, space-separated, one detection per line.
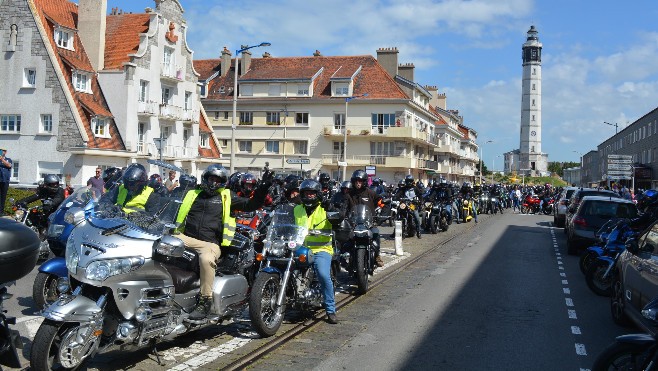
430 215 439 234
586 261 614 297
32 272 60 310
249 272 286 338
30 319 98 371
592 341 655 371
579 251 597 275
355 248 368 295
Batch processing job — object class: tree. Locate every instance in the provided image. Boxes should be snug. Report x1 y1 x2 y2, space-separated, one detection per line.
478 160 490 175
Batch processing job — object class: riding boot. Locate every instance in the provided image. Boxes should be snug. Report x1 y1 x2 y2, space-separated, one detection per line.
188 296 212 321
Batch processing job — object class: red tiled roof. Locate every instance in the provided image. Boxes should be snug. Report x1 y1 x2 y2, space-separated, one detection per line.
198 113 221 158
104 13 151 70
458 125 469 139
193 59 221 81
330 65 360 79
33 0 125 151
204 55 408 100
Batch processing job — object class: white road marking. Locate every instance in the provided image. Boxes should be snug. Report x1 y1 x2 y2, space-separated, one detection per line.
575 343 587 356
562 280 568 285
563 288 570 294
571 326 581 334
560 273 566 277
565 298 574 307
167 335 256 370
568 309 577 319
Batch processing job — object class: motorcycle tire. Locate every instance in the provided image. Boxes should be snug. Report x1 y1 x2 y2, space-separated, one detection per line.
586 261 614 297
430 215 438 234
30 319 98 371
440 216 449 232
407 218 415 238
521 205 529 214
249 272 286 338
32 272 60 310
591 340 654 371
579 251 597 275
611 278 632 327
355 248 368 295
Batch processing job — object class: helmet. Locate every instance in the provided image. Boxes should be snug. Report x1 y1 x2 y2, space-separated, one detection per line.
372 178 380 187
319 173 331 186
340 180 352 191
43 174 60 194
148 174 162 188
103 167 123 190
639 189 658 210
240 173 257 195
201 164 229 193
299 179 322 207
179 174 197 190
284 176 301 196
273 174 284 185
122 164 148 194
351 170 368 188
228 172 243 193
404 174 414 187
398 179 405 187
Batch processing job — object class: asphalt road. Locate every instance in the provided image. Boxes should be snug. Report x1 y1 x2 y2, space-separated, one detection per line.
2 211 634 370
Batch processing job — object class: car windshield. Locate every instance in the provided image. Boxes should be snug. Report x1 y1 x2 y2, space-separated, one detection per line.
582 201 637 219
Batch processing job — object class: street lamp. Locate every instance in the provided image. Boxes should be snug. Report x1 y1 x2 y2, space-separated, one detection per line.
573 150 583 186
603 121 619 134
230 42 271 174
341 93 369 181
479 140 492 185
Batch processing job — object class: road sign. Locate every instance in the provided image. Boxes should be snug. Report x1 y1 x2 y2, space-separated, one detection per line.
608 171 633 176
286 158 310 165
607 159 633 164
607 154 633 160
337 161 347 167
609 176 632 180
607 164 632 170
365 165 376 176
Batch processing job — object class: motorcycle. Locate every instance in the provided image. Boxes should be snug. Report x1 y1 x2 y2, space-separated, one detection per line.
248 203 341 337
0 219 41 369
521 193 541 214
395 197 419 238
10 198 52 261
592 296 658 371
374 198 393 227
462 195 474 223
422 200 449 234
541 195 555 215
585 220 635 297
478 193 489 214
489 193 502 215
345 205 376 294
579 218 630 275
29 162 258 371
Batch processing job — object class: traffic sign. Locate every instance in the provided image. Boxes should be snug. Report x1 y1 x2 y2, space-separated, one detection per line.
608 154 633 160
609 176 632 180
607 164 632 170
608 159 633 164
337 161 347 167
286 158 310 164
607 170 633 176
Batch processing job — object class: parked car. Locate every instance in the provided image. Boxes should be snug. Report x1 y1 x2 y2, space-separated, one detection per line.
564 188 621 236
611 220 658 332
566 195 638 255
553 186 578 228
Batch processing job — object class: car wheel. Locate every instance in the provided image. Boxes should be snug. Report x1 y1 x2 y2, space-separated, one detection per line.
611 277 632 327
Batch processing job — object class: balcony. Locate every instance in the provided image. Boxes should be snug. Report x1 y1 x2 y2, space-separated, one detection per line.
385 126 428 144
161 63 183 82
137 100 158 116
182 108 200 123
137 141 198 159
159 104 184 121
323 125 373 138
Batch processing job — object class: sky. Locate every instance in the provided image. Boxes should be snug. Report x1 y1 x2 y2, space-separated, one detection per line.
102 0 658 170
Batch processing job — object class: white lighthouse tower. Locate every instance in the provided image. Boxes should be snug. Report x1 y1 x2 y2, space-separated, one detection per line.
519 25 548 175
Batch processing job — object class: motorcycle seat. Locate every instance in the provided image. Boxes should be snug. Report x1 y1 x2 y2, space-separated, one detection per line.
161 263 200 294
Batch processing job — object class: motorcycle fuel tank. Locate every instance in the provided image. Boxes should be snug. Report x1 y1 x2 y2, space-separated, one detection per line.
212 274 248 316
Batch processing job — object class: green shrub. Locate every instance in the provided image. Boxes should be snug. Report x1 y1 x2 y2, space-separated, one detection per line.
4 187 38 215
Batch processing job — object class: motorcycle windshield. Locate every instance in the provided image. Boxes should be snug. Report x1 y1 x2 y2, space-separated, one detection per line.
351 204 373 227
266 203 308 248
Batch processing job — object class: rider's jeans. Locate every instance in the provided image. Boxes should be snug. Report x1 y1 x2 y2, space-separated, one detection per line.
313 251 335 314
178 234 220 297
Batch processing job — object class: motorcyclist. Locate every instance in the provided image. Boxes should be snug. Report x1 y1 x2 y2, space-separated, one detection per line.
238 173 273 207
295 179 339 324
370 178 386 196
170 174 197 199
283 175 302 204
346 170 384 267
16 174 65 217
148 174 168 196
460 182 478 223
175 164 273 321
331 180 352 209
318 172 333 204
393 174 424 238
425 178 453 226
111 164 161 214
268 174 285 205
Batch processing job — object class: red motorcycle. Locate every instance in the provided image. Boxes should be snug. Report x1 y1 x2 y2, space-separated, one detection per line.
521 193 541 214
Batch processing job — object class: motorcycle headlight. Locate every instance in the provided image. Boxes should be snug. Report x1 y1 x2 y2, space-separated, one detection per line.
265 240 287 257
64 208 86 226
65 235 79 275
48 223 66 238
13 210 24 221
399 202 407 210
425 202 433 208
85 257 145 281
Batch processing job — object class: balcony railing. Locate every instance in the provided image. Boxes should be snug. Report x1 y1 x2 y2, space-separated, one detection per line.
136 141 198 159
137 100 158 115
161 63 183 81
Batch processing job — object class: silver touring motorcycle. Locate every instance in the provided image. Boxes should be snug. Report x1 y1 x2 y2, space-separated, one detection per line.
29 162 257 370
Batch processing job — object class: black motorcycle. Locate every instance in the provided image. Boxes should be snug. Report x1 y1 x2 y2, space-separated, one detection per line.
393 197 419 238
10 198 52 261
344 205 376 294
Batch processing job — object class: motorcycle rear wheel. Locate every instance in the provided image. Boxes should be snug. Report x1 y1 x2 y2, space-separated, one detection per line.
586 261 614 297
30 319 97 371
249 272 286 338
591 341 654 371
430 215 438 234
355 248 368 295
579 252 597 275
439 216 449 232
32 272 60 310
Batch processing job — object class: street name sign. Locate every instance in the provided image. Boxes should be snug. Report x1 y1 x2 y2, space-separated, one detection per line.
286 158 311 165
607 154 633 160
607 164 632 170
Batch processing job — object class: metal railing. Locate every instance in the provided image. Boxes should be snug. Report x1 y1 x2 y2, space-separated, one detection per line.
137 141 198 159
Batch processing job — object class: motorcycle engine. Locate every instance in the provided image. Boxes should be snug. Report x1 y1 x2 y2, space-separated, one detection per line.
294 271 323 308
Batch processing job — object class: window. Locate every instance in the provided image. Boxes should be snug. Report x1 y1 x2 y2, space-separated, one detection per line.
1 115 21 132
240 84 253 97
334 113 345 129
224 112 229 119
10 161 19 181
239 111 253 125
139 80 149 102
184 91 192 110
41 114 53 133
333 141 343 155
38 161 63 180
265 140 280 153
268 84 281 96
293 140 307 155
532 68 536 75
220 139 227 148
214 111 220 120
532 84 535 90
297 85 309 96
73 71 91 93
334 85 349 96
238 141 252 153
161 86 172 105
532 115 535 121
183 128 191 147
371 113 396 134
92 117 109 137
295 112 309 126
54 28 72 49
163 47 174 72
531 99 535 107
23 68 36 88
199 133 209 148
266 112 280 125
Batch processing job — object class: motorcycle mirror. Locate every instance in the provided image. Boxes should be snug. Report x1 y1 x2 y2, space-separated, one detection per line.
625 239 639 255
155 235 186 257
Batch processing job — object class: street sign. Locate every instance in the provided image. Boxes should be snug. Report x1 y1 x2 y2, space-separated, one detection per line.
365 165 376 176
286 158 310 165
607 154 633 160
607 170 633 176
607 159 633 164
337 161 347 167
607 164 632 170
609 176 632 180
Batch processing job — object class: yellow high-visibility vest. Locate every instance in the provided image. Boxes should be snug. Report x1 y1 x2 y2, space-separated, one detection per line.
116 185 154 214
176 188 236 246
294 204 333 255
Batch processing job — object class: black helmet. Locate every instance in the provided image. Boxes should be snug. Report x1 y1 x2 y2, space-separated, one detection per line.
351 170 368 188
319 173 331 186
372 178 380 186
122 164 148 194
240 173 257 194
284 176 301 197
179 174 197 190
398 179 405 187
201 164 228 193
340 180 352 191
44 174 60 194
148 174 162 188
273 174 284 185
404 174 414 187
103 167 123 190
228 172 243 193
299 179 322 207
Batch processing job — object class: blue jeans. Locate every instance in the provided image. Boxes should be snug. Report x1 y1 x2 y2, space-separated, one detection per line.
312 251 335 314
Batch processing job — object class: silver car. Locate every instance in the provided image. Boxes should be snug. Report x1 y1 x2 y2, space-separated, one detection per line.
553 186 578 228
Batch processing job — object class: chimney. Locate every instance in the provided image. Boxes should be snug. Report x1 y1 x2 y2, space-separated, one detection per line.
313 49 322 57
398 63 414 82
240 47 252 76
78 0 107 71
425 85 438 107
220 47 231 76
376 47 398 78
262 52 271 58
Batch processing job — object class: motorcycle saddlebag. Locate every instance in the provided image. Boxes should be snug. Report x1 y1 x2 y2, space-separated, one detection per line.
0 219 40 283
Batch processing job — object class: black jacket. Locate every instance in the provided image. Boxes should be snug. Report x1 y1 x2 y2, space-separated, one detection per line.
18 186 65 216
346 186 381 214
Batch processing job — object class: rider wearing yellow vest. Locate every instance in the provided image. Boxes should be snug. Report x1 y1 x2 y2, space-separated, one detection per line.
113 164 161 214
296 179 340 324
177 164 273 322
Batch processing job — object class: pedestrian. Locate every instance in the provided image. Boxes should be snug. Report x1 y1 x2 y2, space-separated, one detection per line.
0 148 12 215
513 186 521 212
165 170 178 194
86 167 105 198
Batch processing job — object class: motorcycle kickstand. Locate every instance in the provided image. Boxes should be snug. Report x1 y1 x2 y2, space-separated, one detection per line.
150 340 164 366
